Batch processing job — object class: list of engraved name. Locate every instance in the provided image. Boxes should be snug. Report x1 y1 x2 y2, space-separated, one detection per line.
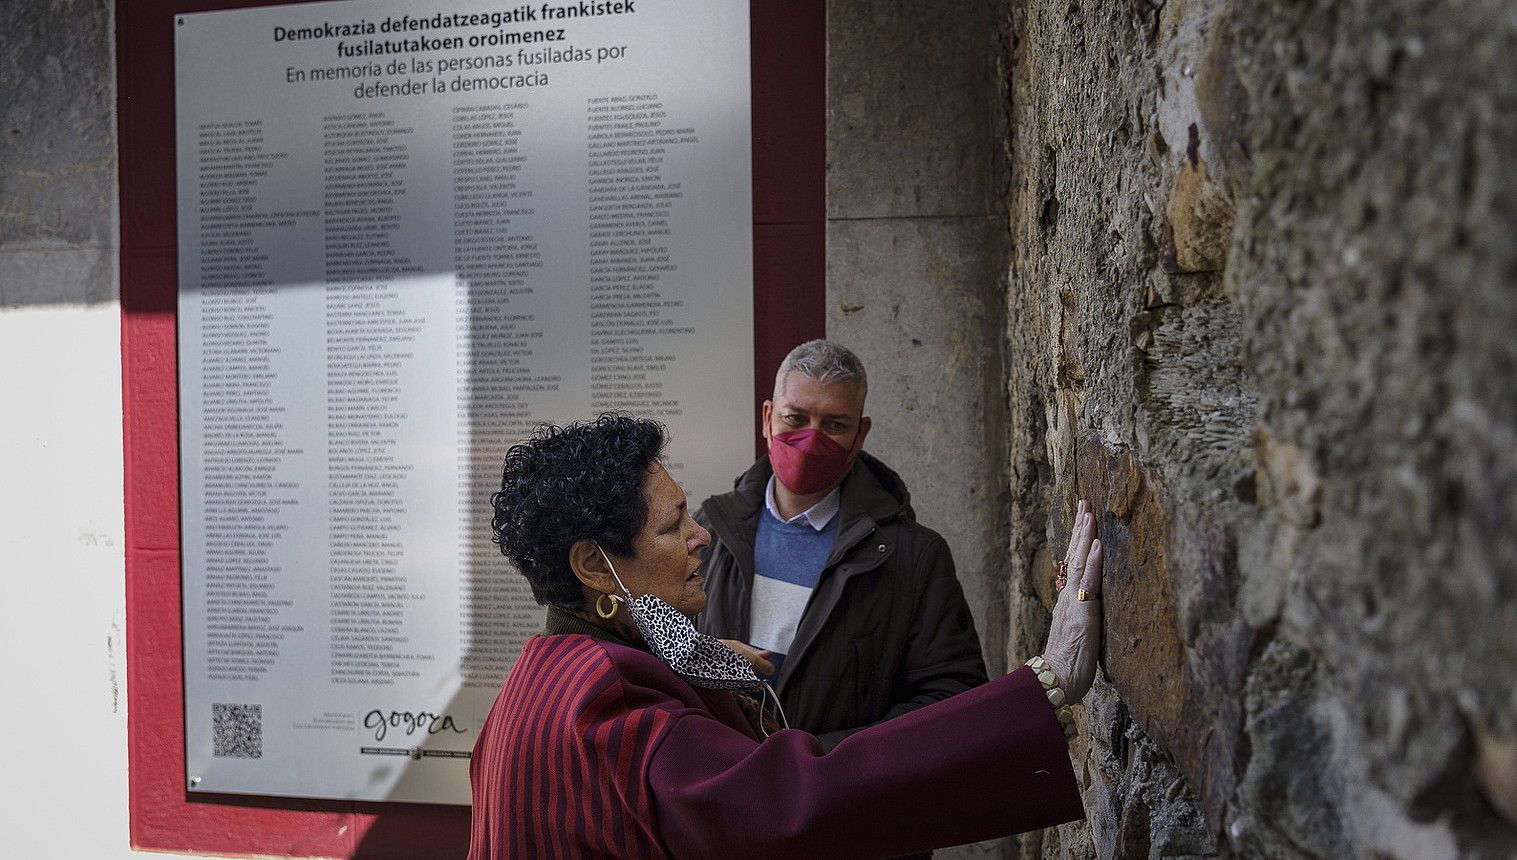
187 96 709 688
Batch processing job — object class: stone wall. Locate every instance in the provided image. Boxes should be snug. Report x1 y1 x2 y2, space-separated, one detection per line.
1002 0 1517 857
1 0 117 305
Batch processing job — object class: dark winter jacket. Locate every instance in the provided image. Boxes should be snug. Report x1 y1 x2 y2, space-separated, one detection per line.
694 452 989 750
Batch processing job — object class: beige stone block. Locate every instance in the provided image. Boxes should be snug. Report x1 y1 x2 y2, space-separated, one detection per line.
826 0 1005 219
827 215 1006 666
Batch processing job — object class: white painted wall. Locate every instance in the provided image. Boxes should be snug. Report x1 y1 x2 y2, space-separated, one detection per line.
0 303 192 858
1 1 199 850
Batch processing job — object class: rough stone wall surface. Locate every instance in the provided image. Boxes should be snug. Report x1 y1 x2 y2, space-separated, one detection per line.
1003 0 1517 858
0 0 117 306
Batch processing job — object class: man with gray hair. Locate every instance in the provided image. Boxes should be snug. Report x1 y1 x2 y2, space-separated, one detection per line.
695 339 988 749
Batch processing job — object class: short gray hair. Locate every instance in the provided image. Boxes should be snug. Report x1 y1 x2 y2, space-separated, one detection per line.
776 339 868 402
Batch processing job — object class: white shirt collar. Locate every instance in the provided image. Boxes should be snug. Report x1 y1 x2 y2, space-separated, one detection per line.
764 476 841 531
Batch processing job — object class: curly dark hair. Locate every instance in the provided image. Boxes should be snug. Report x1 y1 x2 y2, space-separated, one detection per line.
491 413 667 608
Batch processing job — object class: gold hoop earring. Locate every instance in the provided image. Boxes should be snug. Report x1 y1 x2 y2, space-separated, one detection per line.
595 592 624 620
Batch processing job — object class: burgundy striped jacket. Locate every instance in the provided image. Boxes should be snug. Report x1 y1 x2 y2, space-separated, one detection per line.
468 628 1081 859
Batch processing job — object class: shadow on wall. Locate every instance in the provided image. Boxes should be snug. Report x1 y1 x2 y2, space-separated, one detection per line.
1 0 119 308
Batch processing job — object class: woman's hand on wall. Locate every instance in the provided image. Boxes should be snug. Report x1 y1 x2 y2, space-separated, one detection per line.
1041 499 1103 705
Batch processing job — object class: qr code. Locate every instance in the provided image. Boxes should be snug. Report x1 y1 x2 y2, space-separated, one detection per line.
212 702 263 759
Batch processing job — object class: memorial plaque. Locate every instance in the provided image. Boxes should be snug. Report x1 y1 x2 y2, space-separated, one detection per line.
176 0 752 803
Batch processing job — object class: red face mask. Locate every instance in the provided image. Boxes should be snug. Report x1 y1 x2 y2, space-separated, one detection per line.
769 428 857 495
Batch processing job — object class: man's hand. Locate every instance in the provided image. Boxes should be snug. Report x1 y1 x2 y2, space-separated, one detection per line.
1040 499 1103 705
721 639 775 676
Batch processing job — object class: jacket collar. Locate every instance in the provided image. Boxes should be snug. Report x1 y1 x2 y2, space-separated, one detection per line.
836 451 915 528
546 607 762 738
706 450 914 540
543 605 644 650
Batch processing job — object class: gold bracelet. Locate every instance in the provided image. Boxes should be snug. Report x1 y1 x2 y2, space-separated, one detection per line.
1025 655 1077 742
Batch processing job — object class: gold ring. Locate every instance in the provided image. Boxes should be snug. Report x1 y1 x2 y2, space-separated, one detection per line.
1077 588 1098 602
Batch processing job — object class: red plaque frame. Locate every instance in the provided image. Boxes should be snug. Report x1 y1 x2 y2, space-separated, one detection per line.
119 1 823 854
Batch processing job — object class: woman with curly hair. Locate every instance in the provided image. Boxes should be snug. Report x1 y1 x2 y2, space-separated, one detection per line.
469 413 1105 859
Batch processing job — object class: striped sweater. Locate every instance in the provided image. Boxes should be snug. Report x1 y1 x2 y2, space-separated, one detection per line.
468 630 1082 859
